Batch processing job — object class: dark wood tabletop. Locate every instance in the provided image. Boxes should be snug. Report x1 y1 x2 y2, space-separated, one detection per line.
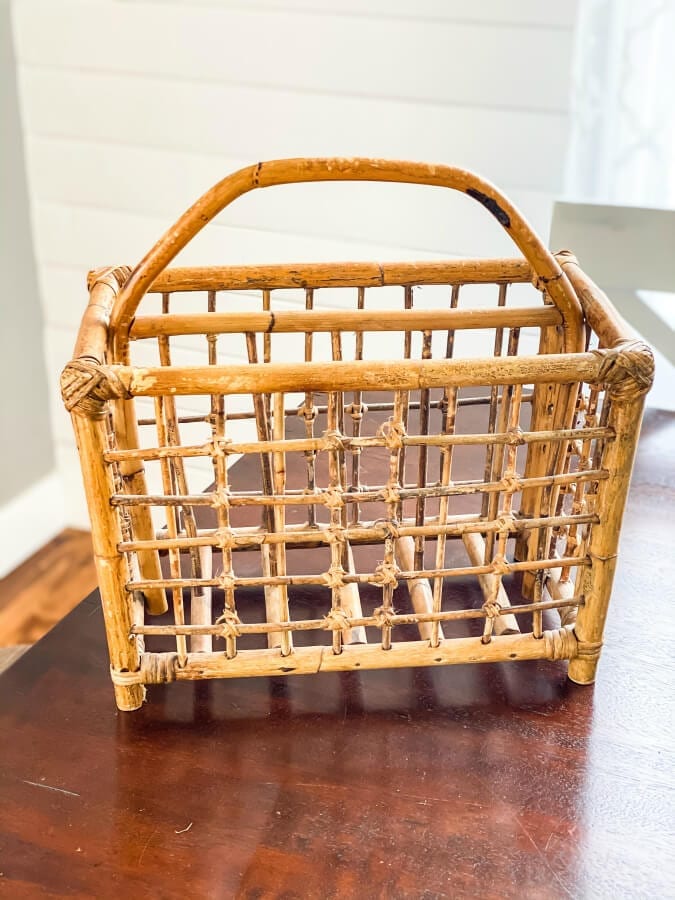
1 407 673 899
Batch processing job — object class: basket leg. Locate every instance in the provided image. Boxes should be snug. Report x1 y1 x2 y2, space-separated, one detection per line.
72 412 145 711
568 391 648 685
113 682 145 712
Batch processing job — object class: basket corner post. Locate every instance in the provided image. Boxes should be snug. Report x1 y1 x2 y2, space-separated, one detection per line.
566 352 654 687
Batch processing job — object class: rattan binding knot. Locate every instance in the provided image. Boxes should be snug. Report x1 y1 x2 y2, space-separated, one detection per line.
593 340 655 399
545 627 578 661
373 560 400 586
372 605 397 628
86 264 133 293
215 609 242 640
323 565 346 589
378 418 406 450
109 666 143 686
323 487 345 509
482 600 502 619
61 359 131 418
143 652 180 682
323 607 352 631
322 428 345 452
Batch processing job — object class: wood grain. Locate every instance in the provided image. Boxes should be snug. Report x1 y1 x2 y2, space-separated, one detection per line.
0 528 96 647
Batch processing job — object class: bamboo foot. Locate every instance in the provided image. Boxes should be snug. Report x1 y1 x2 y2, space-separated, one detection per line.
567 658 598 684
114 682 146 711
567 631 603 683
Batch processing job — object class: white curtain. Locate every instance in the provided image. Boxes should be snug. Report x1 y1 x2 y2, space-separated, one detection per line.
566 0 675 206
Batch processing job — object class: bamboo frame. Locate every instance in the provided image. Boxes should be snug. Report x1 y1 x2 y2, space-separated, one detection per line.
60 158 653 711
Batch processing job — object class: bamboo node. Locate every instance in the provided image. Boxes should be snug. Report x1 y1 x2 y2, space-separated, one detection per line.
592 340 655 399
373 560 400 587
345 401 368 421
323 607 352 631
378 418 406 450
323 565 346 589
298 403 318 423
589 551 618 564
215 609 242 640
61 359 130 418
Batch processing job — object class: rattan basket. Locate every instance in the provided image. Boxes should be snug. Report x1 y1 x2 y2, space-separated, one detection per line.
61 158 654 711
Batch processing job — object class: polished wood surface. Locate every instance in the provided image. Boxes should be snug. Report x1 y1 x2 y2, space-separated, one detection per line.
0 528 96 647
0 409 673 898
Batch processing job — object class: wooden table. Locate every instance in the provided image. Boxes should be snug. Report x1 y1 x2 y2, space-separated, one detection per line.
1 408 673 899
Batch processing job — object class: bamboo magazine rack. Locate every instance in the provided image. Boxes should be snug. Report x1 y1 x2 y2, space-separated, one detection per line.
61 158 654 711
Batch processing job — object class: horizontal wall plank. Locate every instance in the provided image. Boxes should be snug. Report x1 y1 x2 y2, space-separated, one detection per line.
13 2 573 112
14 0 577 529
18 68 568 194
131 0 578 28
25 137 554 259
32 203 449 274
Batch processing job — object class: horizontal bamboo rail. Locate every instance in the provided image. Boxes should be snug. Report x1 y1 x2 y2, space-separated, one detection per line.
114 352 607 398
126 555 587 593
105 426 613 464
131 597 582 637
112 627 580 685
110 470 606 508
142 258 534 293
130 306 561 339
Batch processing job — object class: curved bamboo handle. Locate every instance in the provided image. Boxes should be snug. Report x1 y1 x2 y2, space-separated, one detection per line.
110 158 583 359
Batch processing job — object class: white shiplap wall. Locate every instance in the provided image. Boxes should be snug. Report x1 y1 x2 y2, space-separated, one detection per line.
11 0 578 527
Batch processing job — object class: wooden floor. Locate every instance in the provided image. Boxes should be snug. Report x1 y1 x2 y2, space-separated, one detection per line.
0 528 96 648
